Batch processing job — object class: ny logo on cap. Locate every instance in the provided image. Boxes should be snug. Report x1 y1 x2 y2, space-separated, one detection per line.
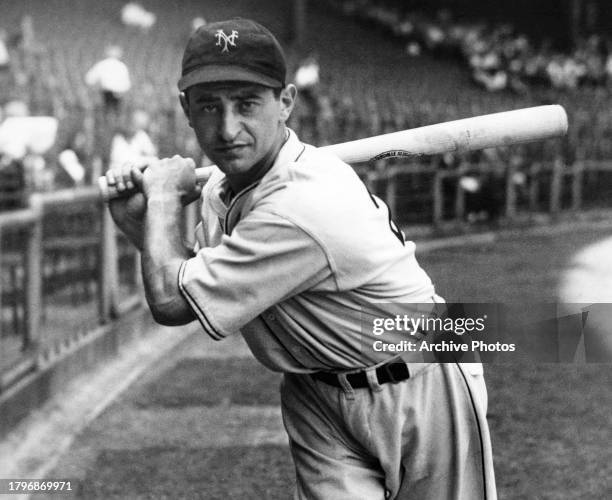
215 29 239 53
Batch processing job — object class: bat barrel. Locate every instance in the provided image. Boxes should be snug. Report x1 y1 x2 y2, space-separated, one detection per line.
322 105 568 164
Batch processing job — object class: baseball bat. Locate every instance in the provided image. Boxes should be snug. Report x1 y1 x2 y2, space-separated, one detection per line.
99 105 568 200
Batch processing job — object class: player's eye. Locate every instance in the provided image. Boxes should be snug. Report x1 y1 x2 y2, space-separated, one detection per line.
195 99 220 113
239 100 258 113
201 103 219 114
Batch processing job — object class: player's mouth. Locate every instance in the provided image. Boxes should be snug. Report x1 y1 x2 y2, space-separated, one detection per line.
215 144 249 155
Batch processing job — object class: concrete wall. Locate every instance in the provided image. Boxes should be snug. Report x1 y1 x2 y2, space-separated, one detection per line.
0 304 154 439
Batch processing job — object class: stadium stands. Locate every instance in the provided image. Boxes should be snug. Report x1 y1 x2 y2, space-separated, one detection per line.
1 0 610 226
1 0 609 164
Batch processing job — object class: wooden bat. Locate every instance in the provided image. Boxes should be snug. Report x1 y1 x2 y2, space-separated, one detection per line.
99 105 568 200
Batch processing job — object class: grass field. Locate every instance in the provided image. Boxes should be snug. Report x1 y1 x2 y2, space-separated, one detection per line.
418 227 607 303
420 226 612 500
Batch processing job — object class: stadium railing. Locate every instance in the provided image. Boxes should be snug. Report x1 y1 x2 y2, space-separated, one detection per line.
0 202 42 390
0 179 207 440
358 157 606 228
0 188 203 392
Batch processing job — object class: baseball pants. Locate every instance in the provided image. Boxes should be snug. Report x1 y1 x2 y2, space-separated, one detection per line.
280 362 497 500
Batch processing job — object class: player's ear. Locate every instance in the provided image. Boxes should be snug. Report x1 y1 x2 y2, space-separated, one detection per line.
179 92 192 127
279 84 297 123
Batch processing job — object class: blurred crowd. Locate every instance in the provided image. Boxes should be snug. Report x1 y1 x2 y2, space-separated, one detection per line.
330 0 612 93
0 5 173 205
1 0 612 221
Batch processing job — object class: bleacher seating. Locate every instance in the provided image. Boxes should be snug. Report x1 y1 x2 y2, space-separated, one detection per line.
0 0 609 168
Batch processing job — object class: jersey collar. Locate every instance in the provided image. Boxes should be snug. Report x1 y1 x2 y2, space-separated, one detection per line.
207 128 305 218
223 129 306 235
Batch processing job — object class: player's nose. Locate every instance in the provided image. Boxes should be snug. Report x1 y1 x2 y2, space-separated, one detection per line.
218 109 241 142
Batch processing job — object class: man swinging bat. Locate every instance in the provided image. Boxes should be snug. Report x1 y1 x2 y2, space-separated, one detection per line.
104 17 498 499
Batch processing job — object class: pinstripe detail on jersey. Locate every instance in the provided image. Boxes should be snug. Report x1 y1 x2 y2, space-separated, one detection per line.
455 362 488 500
224 182 260 235
178 260 225 340
223 143 306 235
294 144 306 162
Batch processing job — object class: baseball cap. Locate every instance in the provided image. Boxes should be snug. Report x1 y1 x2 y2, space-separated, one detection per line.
178 18 287 91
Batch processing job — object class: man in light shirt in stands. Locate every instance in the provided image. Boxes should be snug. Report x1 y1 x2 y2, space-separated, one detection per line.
0 29 11 93
85 45 132 118
109 109 157 171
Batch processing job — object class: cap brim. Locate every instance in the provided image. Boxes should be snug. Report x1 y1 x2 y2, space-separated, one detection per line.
178 65 282 91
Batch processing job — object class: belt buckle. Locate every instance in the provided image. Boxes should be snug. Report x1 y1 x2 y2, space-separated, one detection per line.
379 363 397 384
381 362 410 384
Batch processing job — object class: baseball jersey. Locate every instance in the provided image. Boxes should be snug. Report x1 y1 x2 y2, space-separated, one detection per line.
178 129 441 372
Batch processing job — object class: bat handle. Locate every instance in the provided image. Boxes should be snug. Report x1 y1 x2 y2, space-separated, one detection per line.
99 163 214 201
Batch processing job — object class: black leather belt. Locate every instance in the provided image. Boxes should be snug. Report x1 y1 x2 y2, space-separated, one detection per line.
311 362 410 389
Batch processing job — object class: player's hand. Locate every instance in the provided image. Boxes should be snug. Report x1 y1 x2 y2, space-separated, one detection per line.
104 157 151 198
107 190 146 250
139 155 202 205
104 159 150 249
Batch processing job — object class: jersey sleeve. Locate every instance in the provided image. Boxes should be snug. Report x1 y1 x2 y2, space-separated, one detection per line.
178 209 333 340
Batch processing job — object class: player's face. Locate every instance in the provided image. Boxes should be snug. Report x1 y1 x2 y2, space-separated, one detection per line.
184 82 295 185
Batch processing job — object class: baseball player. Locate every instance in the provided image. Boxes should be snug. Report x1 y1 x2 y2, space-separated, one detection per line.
105 18 497 500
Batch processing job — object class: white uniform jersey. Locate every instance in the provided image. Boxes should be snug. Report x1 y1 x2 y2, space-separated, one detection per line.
179 129 441 372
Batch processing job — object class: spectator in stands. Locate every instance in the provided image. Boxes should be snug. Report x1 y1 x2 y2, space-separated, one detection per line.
57 149 86 187
0 100 59 192
191 16 207 33
85 45 132 121
0 29 10 92
292 54 321 143
121 2 156 30
546 54 585 90
523 42 552 86
335 0 612 94
294 53 320 113
0 100 29 160
579 35 607 86
109 109 157 171
606 51 612 86
0 29 9 68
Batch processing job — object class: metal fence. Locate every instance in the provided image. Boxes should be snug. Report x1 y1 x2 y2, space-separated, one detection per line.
359 159 612 227
0 187 146 391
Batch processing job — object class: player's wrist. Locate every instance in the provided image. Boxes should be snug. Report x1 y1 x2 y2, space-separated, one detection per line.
146 192 183 206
